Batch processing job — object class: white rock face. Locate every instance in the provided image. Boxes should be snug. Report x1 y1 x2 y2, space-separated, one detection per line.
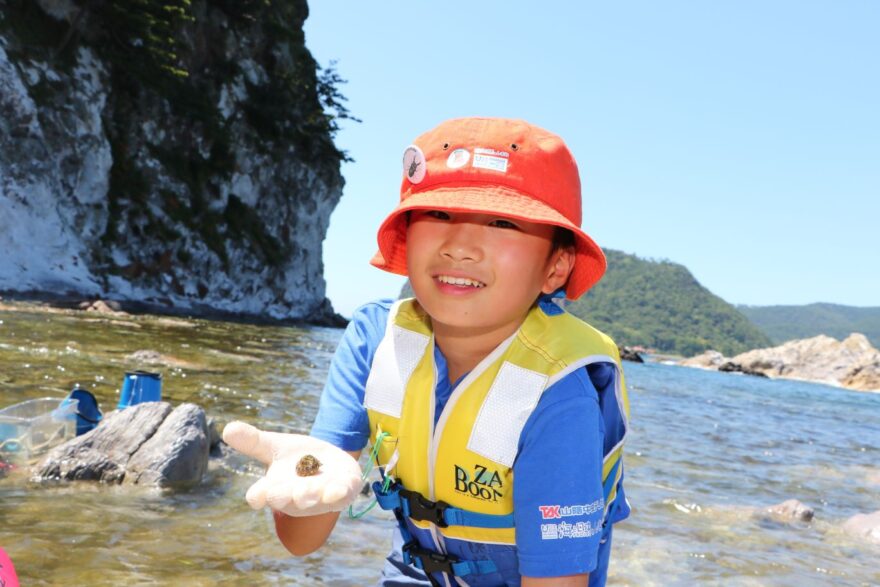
0 46 108 296
0 7 343 322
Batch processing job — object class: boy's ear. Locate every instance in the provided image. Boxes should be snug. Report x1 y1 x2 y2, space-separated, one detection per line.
542 247 576 294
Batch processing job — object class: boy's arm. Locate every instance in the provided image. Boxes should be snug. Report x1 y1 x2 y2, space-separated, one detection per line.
514 369 607 580
273 449 362 555
522 575 588 587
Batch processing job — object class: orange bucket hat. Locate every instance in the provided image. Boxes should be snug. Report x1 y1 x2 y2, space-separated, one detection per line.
370 117 606 300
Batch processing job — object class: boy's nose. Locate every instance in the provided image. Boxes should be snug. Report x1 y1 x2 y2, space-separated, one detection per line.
440 222 483 263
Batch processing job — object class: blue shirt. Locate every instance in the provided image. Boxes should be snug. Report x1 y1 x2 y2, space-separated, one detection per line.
311 298 629 586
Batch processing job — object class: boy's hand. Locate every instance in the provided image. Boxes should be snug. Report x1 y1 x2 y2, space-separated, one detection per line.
222 421 363 517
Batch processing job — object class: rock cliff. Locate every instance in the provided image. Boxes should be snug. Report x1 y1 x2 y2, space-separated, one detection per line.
0 0 345 323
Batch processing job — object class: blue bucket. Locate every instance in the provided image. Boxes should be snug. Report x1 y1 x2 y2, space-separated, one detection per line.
67 387 102 435
117 371 162 409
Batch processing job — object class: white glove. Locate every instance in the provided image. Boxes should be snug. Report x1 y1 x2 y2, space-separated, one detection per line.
222 421 363 517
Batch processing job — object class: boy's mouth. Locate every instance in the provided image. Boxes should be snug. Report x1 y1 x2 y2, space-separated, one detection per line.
435 274 485 288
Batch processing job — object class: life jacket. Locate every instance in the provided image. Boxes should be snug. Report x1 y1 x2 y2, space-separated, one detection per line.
364 298 629 582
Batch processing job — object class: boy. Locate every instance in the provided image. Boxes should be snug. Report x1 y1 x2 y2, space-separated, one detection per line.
224 117 630 586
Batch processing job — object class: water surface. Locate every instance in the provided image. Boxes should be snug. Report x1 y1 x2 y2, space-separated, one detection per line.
0 302 877 585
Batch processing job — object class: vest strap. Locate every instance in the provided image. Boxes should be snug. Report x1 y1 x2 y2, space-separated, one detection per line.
373 482 515 529
402 542 498 579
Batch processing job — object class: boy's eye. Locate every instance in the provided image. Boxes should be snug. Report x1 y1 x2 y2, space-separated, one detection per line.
425 210 451 220
489 219 519 229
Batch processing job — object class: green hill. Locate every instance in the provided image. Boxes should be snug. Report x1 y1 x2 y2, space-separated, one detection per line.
400 249 771 356
565 250 771 356
737 303 880 347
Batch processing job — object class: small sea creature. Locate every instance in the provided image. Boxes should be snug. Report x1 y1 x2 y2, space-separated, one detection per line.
296 454 321 477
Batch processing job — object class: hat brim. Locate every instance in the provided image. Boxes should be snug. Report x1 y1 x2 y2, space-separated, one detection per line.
370 185 606 300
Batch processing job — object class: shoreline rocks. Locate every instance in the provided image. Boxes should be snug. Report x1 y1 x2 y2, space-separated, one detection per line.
619 346 645 363
0 293 347 328
679 333 880 392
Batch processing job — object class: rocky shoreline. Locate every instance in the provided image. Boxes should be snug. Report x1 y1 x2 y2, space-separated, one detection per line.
680 333 880 392
0 292 347 328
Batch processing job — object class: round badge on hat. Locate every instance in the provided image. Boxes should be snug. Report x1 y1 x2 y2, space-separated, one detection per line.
402 145 427 184
446 148 470 169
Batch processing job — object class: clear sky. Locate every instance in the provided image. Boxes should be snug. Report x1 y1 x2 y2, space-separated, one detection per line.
303 1 879 318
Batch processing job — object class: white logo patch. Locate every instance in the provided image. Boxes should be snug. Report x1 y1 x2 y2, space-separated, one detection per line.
472 147 509 173
402 145 427 184
446 148 470 169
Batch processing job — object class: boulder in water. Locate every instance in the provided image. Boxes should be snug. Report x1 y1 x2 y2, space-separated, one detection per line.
33 401 209 488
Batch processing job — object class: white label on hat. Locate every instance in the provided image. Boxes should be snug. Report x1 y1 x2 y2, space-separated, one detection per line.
402 145 427 184
446 148 470 169
474 147 509 158
473 153 509 173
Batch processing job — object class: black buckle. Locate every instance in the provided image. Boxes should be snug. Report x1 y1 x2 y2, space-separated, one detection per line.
399 487 450 527
403 542 458 576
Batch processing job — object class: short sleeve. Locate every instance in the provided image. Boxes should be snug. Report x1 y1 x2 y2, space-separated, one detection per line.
309 300 392 452
513 368 606 578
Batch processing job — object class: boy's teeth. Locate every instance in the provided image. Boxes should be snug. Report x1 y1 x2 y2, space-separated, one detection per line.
437 275 484 288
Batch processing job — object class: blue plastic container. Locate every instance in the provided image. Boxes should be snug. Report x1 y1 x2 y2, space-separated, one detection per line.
117 371 162 409
67 387 102 435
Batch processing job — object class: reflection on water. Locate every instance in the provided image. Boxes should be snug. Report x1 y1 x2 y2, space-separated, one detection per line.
1 302 878 586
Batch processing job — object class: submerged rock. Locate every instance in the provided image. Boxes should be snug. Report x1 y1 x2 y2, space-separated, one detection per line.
763 499 814 522
33 402 209 488
843 510 880 544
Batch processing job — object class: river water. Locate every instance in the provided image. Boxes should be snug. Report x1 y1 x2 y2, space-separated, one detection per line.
0 302 877 586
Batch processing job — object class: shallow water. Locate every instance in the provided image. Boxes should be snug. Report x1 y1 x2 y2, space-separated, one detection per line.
0 302 878 586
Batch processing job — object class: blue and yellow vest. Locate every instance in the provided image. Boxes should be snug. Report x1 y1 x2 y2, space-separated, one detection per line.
364 298 629 546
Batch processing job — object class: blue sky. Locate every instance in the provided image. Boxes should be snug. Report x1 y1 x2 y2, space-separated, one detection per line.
303 1 879 318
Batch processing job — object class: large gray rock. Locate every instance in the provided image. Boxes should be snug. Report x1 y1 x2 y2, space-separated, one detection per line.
125 403 208 487
33 402 209 488
843 510 880 544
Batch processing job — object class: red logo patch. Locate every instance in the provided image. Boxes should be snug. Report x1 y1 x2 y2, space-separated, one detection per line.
539 505 561 519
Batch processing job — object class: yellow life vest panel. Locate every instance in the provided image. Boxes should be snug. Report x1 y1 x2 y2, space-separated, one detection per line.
364 298 629 545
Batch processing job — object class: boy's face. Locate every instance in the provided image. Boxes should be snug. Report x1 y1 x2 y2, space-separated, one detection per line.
406 210 572 337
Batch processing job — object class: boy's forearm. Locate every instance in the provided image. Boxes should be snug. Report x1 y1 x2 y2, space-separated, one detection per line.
273 509 341 555
272 448 362 556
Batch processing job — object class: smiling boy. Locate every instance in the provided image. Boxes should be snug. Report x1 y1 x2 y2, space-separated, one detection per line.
224 117 630 587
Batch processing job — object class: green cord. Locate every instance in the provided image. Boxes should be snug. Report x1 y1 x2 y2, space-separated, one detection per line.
348 431 392 519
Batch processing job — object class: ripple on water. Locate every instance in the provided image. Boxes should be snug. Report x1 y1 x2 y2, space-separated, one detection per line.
2 307 880 585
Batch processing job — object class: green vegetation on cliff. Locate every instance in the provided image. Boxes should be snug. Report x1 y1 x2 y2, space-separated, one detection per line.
566 250 771 356
738 303 880 347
